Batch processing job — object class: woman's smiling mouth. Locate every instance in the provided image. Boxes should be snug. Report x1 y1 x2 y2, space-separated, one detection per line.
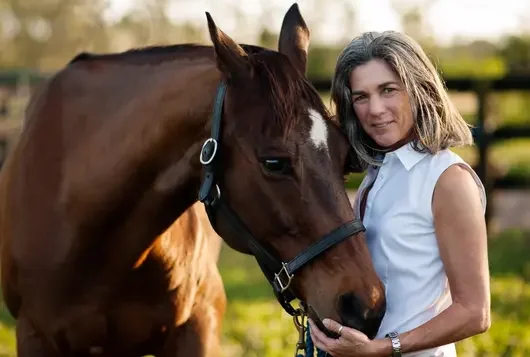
372 121 393 128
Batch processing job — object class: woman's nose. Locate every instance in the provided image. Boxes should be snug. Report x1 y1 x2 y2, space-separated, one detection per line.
369 95 386 117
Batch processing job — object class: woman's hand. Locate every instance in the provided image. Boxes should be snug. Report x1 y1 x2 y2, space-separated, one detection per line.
308 318 386 357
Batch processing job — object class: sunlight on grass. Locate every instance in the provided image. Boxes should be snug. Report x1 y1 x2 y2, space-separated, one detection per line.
221 300 298 357
218 245 301 356
458 276 530 357
0 322 16 357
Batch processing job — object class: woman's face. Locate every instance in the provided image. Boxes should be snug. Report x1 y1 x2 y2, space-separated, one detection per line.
349 59 414 148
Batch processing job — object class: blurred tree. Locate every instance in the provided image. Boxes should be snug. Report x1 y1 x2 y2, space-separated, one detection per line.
108 11 152 52
306 46 342 80
0 0 110 71
436 40 506 78
499 35 530 74
142 0 173 44
258 28 277 50
0 0 215 71
390 0 438 58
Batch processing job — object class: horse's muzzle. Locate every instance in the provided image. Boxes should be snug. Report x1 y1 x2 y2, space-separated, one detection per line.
337 292 386 340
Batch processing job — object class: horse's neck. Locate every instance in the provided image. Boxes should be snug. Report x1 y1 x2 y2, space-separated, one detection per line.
61 58 220 274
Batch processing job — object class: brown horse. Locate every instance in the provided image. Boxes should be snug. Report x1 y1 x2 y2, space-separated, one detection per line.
0 4 385 357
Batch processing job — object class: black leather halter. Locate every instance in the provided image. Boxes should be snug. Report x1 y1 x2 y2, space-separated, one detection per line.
198 81 366 316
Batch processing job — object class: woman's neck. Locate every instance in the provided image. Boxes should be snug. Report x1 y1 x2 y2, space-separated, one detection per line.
378 130 415 153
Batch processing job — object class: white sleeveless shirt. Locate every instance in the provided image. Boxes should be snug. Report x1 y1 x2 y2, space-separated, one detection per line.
354 143 486 357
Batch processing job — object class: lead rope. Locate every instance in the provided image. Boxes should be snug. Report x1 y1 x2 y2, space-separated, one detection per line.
293 308 328 357
305 322 328 357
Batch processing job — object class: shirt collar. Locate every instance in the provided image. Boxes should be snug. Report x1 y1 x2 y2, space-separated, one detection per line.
386 141 429 171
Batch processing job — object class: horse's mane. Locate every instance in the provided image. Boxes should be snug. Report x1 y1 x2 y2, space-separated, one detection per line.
68 43 331 135
68 43 265 64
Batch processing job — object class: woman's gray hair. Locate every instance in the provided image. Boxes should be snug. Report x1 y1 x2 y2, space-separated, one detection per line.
331 31 473 168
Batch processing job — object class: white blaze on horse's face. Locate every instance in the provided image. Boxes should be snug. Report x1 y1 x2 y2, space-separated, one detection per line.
308 109 329 153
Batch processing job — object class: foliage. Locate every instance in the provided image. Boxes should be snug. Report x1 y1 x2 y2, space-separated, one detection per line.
491 93 530 127
307 46 343 80
438 56 506 79
500 35 530 75
456 230 530 357
0 304 14 356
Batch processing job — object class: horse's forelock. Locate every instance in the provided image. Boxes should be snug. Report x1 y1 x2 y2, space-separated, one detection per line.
247 52 331 137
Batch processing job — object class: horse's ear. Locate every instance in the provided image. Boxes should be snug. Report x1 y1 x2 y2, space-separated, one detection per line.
278 3 310 76
206 12 249 80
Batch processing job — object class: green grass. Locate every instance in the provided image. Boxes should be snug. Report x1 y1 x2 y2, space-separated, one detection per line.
0 308 15 356
3 230 528 356
218 249 301 357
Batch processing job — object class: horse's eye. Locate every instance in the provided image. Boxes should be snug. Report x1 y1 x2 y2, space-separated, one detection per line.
261 158 293 175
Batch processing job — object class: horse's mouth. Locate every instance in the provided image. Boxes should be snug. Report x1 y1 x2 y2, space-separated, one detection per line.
306 304 340 339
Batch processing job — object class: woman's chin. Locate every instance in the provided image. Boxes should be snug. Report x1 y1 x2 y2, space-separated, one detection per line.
375 138 399 148
373 134 409 150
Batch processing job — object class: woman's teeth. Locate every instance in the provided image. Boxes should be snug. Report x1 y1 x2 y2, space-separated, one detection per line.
373 121 391 128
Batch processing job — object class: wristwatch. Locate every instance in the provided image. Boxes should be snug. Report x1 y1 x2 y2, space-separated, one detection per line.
385 331 402 357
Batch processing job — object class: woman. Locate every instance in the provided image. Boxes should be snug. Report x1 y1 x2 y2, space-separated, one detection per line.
308 31 491 357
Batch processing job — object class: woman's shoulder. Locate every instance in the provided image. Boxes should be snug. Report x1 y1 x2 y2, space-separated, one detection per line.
433 162 487 216
430 149 487 213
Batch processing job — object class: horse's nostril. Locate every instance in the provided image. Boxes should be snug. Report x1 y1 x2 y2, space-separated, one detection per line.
339 293 358 315
338 292 385 340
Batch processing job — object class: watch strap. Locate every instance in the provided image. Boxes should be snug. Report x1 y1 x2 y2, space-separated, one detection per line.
385 331 402 357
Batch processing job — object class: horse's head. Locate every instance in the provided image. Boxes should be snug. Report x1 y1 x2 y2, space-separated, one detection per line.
201 4 385 338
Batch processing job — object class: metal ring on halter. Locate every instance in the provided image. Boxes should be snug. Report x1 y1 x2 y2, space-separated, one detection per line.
200 138 218 165
214 184 221 200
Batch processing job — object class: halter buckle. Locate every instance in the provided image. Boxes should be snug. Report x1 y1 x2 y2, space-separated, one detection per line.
274 262 293 293
200 138 218 165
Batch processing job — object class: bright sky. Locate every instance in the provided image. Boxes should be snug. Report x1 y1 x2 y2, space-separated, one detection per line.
105 0 529 45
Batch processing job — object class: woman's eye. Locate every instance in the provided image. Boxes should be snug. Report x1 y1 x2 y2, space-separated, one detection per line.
353 95 367 103
383 87 396 94
261 158 293 175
